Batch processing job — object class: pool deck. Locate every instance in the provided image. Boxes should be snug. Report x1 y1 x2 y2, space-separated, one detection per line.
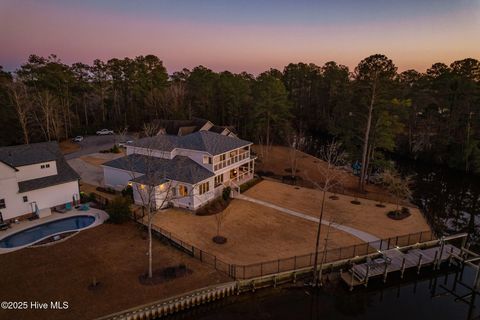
0 206 108 254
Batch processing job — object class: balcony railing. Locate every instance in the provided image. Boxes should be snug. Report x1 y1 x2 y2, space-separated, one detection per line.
213 151 250 171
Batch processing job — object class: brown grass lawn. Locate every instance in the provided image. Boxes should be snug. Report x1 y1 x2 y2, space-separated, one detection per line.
253 145 400 204
245 180 430 240
152 199 362 265
59 140 81 154
0 222 229 320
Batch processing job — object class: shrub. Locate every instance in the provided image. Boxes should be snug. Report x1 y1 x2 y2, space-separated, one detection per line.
122 185 134 200
239 177 262 193
222 187 231 201
106 196 132 224
111 144 121 154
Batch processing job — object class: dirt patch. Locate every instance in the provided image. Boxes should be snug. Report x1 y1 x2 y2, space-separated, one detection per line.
139 265 192 285
59 140 81 154
0 222 228 320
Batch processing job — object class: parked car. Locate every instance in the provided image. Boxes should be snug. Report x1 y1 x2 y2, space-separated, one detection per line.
72 135 84 142
96 129 114 135
118 140 133 148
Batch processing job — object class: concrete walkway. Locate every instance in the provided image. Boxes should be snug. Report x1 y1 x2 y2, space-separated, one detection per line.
235 194 380 244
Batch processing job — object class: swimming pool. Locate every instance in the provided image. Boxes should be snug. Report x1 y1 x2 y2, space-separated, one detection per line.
0 215 96 248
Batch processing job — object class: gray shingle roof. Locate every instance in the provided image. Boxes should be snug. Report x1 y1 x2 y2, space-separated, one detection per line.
0 141 59 167
132 131 251 156
103 154 214 185
0 142 80 192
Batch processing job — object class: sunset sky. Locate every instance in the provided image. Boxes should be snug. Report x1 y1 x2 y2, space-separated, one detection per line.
1 0 479 74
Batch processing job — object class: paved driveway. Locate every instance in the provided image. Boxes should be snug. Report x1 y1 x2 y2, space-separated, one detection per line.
65 134 135 159
68 152 125 186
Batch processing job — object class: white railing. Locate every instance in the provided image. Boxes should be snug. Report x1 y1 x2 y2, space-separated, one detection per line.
214 151 249 171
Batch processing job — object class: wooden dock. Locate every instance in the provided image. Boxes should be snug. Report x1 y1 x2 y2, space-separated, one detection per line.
341 243 462 290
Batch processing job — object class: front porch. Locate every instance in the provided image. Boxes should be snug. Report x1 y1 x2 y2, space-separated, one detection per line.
224 160 255 194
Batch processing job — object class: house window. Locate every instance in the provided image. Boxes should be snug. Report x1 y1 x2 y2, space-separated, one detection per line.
178 185 188 197
41 164 45 169
203 156 212 164
198 182 210 195
23 196 28 202
219 154 226 162
40 163 50 169
0 199 5 209
214 175 224 187
46 164 50 168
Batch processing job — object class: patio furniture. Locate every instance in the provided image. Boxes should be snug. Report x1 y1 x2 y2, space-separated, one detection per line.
79 203 90 211
0 222 11 231
65 203 73 211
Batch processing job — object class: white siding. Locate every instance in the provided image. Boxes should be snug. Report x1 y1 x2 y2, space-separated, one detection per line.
0 179 79 221
15 160 57 182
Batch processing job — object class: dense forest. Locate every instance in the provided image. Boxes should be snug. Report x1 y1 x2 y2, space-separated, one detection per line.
0 54 479 178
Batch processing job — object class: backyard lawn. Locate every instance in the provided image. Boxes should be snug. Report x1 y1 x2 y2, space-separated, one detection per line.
244 180 431 240
152 199 363 265
0 222 229 320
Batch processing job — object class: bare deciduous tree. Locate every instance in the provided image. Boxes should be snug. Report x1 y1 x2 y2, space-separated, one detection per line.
286 126 305 179
125 125 195 278
213 205 230 244
306 140 346 286
8 81 31 144
380 169 412 212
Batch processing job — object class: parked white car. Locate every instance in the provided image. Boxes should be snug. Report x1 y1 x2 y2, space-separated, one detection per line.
72 136 84 142
96 129 114 135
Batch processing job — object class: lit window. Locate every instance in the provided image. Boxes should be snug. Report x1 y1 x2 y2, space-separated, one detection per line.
179 185 188 197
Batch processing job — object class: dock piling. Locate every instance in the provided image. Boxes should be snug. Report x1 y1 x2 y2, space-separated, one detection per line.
400 258 406 279
417 254 423 275
383 262 388 283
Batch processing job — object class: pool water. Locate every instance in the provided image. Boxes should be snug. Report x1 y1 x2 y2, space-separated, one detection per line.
0 215 95 248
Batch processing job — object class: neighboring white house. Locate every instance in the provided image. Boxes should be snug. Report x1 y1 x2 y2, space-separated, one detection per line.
103 130 255 211
0 142 80 221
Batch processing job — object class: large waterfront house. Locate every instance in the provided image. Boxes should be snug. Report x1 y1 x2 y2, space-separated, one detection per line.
103 130 255 211
0 142 80 222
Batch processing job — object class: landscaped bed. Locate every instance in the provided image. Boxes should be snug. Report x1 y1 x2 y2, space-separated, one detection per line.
0 222 229 320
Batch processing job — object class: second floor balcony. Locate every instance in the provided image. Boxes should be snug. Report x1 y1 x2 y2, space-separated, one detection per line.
213 149 250 171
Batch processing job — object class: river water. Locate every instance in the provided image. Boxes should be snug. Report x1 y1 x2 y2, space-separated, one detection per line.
167 159 480 320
